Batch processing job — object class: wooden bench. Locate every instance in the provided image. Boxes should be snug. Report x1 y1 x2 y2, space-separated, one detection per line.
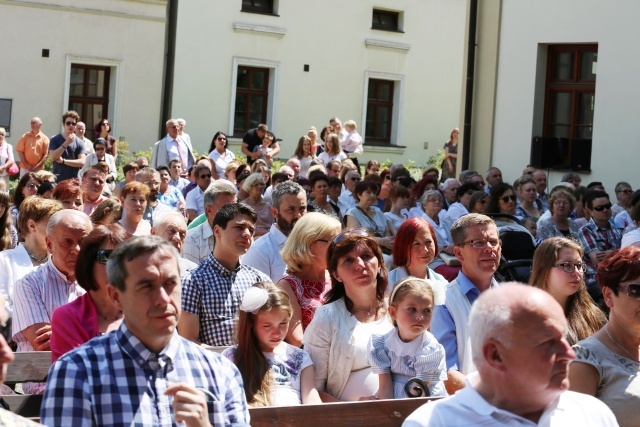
5 351 439 425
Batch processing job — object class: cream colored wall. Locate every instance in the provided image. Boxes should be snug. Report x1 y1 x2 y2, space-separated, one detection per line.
0 0 166 150
492 0 640 192
172 0 467 169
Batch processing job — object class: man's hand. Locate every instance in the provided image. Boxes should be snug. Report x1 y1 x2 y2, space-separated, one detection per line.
34 324 52 351
165 383 211 427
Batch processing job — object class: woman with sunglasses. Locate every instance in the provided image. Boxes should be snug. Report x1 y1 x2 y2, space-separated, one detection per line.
303 230 393 402
569 246 640 427
537 189 580 241
93 119 118 159
529 237 605 345
10 172 43 229
207 131 235 180
50 224 129 361
487 182 536 245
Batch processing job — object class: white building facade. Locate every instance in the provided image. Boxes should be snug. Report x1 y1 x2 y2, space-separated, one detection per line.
171 0 469 167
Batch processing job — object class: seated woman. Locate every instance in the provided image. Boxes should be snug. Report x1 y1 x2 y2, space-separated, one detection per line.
468 191 490 214
389 217 449 292
240 173 273 238
487 182 536 246
515 176 545 221
0 197 61 315
278 212 341 347
50 224 129 361
303 230 393 402
118 181 151 236
569 247 640 427
10 172 43 229
345 181 395 256
537 189 580 241
113 161 139 198
383 185 410 232
529 237 606 345
79 138 117 190
307 173 341 221
52 178 84 211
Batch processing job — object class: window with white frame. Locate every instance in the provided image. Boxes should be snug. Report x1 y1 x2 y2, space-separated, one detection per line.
362 72 405 146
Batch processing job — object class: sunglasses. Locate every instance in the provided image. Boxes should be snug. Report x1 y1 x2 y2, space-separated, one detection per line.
65 121 77 126
592 203 612 212
500 195 517 203
618 283 640 299
332 228 371 246
199 174 212 179
96 249 113 265
101 122 109 126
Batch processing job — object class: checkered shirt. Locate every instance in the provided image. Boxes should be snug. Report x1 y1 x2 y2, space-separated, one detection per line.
41 322 250 427
182 254 270 346
578 218 622 285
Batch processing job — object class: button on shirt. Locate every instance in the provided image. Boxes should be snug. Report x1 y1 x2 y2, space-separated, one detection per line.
185 186 205 216
182 254 271 346
41 323 250 427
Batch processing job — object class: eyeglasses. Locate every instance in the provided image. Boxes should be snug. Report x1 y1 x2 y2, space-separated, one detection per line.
592 203 612 212
26 183 40 190
251 182 265 187
65 121 77 126
96 249 113 265
458 238 501 249
553 262 586 273
617 189 633 194
618 283 640 299
332 228 371 246
500 195 517 203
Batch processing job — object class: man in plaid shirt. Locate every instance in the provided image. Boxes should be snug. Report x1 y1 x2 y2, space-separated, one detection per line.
41 236 250 426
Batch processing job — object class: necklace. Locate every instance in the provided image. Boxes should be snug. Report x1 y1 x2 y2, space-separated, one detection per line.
25 247 48 263
352 303 382 316
605 324 639 362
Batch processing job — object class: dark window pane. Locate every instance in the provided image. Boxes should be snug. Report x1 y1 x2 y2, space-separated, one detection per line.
251 71 266 90
575 126 592 139
250 96 264 113
580 52 597 81
237 69 249 88
553 52 574 80
69 102 83 118
70 68 84 96
372 9 399 31
577 92 594 125
549 125 570 139
242 0 273 13
235 94 247 112
234 112 246 130
367 80 375 100
551 92 572 124
378 83 392 102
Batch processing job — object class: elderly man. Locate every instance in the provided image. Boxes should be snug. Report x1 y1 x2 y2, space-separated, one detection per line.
485 167 503 194
183 180 238 264
185 164 213 221
48 110 87 182
176 118 191 149
442 178 461 210
152 211 197 275
136 168 173 226
82 164 108 215
286 158 301 181
12 209 92 393
612 181 633 216
242 123 280 166
179 203 270 347
16 116 49 176
338 170 361 215
41 236 250 426
74 121 94 154
243 181 307 282
150 118 196 171
404 285 618 426
431 213 501 392
533 169 549 210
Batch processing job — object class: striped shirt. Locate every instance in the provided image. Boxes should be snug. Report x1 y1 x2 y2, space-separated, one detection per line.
182 254 270 346
41 323 250 427
12 260 85 352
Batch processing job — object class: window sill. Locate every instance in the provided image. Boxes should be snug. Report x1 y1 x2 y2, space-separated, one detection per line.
365 38 410 52
240 10 279 17
233 22 286 37
364 143 406 154
371 27 405 34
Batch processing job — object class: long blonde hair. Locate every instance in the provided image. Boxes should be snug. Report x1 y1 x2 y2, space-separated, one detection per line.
234 282 293 407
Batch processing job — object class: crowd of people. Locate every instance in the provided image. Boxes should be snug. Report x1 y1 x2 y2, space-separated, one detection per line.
0 113 637 426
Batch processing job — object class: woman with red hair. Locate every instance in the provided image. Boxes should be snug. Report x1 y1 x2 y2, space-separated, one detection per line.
52 179 84 211
569 246 640 427
388 217 449 294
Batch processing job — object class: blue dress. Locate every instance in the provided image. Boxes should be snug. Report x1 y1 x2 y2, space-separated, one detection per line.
368 328 448 398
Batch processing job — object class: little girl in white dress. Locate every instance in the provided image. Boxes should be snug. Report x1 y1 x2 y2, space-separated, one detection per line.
368 277 448 398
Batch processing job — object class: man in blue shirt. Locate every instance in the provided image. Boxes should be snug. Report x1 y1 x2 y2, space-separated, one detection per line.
431 214 501 394
48 110 87 182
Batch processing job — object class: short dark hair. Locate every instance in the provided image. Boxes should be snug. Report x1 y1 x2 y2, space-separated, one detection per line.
353 181 379 202
272 181 304 210
76 224 130 291
328 176 342 189
213 203 257 231
309 172 329 189
156 165 170 175
456 182 479 199
584 190 609 210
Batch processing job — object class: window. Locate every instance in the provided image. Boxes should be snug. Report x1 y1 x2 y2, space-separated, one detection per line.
241 0 274 15
0 99 12 135
365 79 395 144
68 64 110 133
234 66 269 136
372 9 400 32
539 44 597 169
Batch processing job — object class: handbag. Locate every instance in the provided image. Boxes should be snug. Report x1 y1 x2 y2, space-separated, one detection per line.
7 162 19 176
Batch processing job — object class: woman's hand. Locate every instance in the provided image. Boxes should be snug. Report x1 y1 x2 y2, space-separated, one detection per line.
380 236 394 248
443 244 455 255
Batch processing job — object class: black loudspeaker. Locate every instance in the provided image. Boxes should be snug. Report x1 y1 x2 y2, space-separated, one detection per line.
570 138 592 171
530 137 558 169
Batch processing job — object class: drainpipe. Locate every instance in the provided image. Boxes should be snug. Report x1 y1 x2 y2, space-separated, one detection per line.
461 0 478 171
160 0 179 138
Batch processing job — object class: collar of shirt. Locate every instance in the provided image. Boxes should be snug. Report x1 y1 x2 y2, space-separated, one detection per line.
269 223 288 248
47 259 77 286
207 253 242 277
455 271 498 301
116 322 180 367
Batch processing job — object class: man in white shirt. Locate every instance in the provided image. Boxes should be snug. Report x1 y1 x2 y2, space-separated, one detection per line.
150 118 196 171
151 211 197 276
404 284 618 427
243 181 306 282
338 170 361 216
74 121 94 154
185 164 212 221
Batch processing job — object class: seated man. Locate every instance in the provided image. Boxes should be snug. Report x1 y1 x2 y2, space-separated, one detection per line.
179 203 270 347
151 211 197 276
41 236 250 426
431 214 501 392
185 164 213 222
136 168 173 227
404 284 617 426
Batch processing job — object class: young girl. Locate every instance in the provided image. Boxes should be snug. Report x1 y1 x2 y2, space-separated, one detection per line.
368 277 448 399
293 135 316 179
222 282 322 407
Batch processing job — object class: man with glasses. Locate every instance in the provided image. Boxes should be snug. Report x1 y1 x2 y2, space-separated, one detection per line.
612 181 633 217
48 110 87 182
185 164 213 222
136 168 173 226
150 118 196 172
12 209 92 393
16 116 49 177
338 170 361 216
326 160 341 178
578 190 623 303
431 213 501 394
